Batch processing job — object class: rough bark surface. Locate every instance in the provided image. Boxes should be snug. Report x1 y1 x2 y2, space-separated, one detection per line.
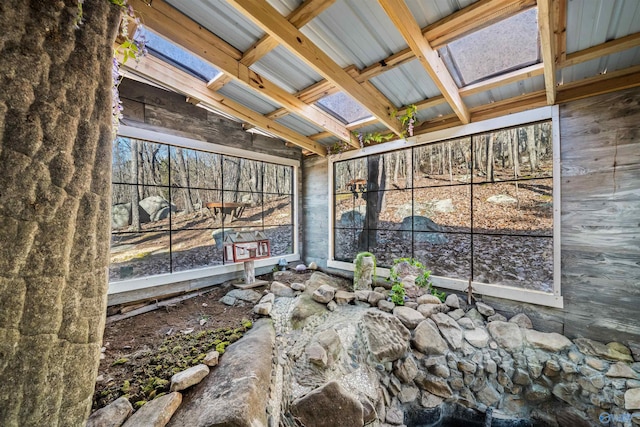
0 1 119 426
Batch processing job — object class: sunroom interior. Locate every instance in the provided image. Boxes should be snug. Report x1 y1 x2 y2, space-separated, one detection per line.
111 0 640 344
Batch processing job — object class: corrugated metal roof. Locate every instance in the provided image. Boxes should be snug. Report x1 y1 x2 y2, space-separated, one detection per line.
463 76 546 108
370 59 444 108
166 0 263 52
275 114 325 136
404 0 479 28
251 46 323 93
217 81 280 115
560 48 640 84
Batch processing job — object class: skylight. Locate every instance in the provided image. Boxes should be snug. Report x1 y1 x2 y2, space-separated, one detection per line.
438 8 540 87
135 28 220 82
315 92 373 125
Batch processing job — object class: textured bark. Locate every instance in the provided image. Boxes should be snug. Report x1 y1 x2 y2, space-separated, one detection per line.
0 1 120 426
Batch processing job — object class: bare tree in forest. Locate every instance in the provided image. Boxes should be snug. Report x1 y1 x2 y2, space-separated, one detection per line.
358 156 386 250
0 2 120 425
526 125 538 171
175 148 195 213
486 134 495 183
131 139 141 231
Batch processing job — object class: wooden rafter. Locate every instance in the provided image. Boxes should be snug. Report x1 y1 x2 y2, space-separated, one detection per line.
225 0 403 137
130 0 356 147
378 0 470 124
206 74 233 92
118 53 327 156
561 33 640 69
552 0 567 64
459 63 545 96
240 0 335 66
537 0 557 105
424 0 537 49
556 64 640 103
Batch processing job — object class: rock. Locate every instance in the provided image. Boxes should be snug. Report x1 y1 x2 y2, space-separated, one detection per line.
335 290 355 305
607 362 639 379
464 328 490 348
432 313 463 350
394 356 418 383
225 289 262 304
448 309 465 320
308 261 318 270
170 364 210 392
487 194 518 204
291 282 306 291
487 321 523 352
412 319 448 355
87 396 133 427
312 284 336 304
271 281 295 297
393 306 425 329
259 293 275 304
574 338 634 362
123 392 182 427
476 384 500 406
398 385 419 403
220 295 236 306
465 308 485 324
625 388 640 410
385 403 404 425
555 408 591 427
414 372 453 398
306 271 345 294
525 329 572 352
475 302 495 317
295 264 307 272
421 392 444 408
628 342 640 362
360 310 411 363
378 300 395 312
368 291 386 305
458 318 475 330
306 343 328 367
291 381 364 427
167 319 274 427
402 216 448 244
457 360 477 373
543 359 561 377
355 290 371 301
315 329 342 366
508 313 533 329
417 294 442 305
487 313 507 322
327 300 337 312
253 302 272 316
416 303 448 318
203 350 219 367
585 356 607 371
273 270 300 283
525 384 550 403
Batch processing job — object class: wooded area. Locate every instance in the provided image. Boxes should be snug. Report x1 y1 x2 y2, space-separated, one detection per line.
334 121 554 292
110 138 294 281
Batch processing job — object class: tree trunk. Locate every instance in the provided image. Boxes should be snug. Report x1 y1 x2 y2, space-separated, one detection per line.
0 2 120 426
130 139 141 231
358 156 385 250
175 147 194 213
486 134 494 183
526 125 537 171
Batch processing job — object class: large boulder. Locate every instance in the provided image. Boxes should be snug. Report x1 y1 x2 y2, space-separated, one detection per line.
524 329 572 352
401 216 448 244
167 319 274 427
123 392 182 427
487 321 523 352
393 306 425 329
431 312 463 350
360 310 411 363
87 396 133 427
291 381 364 427
139 195 175 222
412 319 448 355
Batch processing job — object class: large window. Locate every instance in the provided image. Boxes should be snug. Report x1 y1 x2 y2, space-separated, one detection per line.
110 136 294 282
333 118 555 296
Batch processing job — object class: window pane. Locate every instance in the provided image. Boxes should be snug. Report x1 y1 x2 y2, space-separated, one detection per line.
112 184 171 232
171 229 223 272
414 233 471 281
335 193 366 229
316 91 373 124
109 232 170 281
264 225 293 257
334 228 359 262
263 163 292 194
171 188 222 230
472 123 553 183
413 186 471 230
222 156 262 192
263 194 292 227
368 230 412 268
473 235 553 293
413 138 471 188
113 138 168 186
377 189 413 230
334 158 367 194
473 178 553 236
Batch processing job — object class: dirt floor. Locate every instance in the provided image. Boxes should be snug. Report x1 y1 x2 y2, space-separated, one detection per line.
93 281 259 411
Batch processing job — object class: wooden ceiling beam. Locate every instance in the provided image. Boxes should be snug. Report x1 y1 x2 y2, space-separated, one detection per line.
556 64 640 104
118 53 327 156
226 0 404 136
240 0 336 66
552 0 567 64
206 74 233 92
424 0 537 50
561 32 640 69
537 0 557 105
378 0 470 124
459 63 545 96
130 0 356 147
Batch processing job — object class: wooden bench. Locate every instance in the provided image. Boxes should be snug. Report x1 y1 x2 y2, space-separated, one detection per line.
205 202 248 222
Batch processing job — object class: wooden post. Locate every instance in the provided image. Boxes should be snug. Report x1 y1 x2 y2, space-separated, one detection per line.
244 260 256 286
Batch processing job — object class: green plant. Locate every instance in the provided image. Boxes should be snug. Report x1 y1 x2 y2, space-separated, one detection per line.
387 257 446 302
354 251 376 283
390 283 406 305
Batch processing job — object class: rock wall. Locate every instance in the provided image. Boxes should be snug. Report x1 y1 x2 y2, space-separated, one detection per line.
257 272 640 427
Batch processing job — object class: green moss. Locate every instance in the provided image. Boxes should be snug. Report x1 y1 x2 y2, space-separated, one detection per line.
111 358 129 366
242 319 253 329
215 341 230 354
134 400 147 408
171 345 182 354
